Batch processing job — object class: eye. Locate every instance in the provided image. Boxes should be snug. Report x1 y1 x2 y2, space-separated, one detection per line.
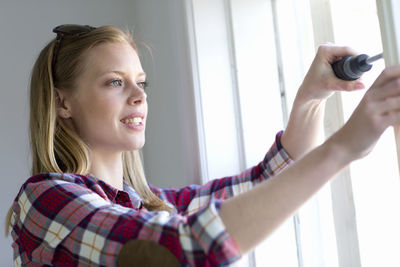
109 79 124 87
137 81 148 90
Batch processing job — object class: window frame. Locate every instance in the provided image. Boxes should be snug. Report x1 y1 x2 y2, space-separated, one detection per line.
183 0 400 266
377 0 400 174
308 0 363 266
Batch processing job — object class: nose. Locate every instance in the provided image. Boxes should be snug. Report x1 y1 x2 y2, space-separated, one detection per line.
128 86 147 106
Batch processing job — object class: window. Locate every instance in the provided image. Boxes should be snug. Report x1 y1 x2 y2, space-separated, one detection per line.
185 0 400 266
329 1 400 266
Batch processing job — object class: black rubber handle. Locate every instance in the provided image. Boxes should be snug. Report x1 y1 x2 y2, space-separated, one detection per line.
332 54 372 81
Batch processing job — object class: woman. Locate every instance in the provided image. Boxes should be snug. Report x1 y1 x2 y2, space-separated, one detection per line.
6 24 400 266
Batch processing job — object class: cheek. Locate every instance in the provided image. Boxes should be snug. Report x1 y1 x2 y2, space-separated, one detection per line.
72 95 121 134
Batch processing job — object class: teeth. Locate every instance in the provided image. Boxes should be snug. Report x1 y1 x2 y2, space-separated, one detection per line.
122 117 143 125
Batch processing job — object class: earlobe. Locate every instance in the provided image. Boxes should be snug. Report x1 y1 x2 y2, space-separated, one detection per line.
55 88 72 119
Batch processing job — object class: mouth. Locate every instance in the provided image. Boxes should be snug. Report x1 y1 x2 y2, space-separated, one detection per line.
121 117 144 126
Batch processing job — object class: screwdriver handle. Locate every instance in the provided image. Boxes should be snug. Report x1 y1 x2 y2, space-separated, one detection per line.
332 54 372 81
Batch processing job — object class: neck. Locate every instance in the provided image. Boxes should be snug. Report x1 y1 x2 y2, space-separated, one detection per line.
88 150 124 190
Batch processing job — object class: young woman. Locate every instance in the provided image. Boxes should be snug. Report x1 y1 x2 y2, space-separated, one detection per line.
6 24 400 266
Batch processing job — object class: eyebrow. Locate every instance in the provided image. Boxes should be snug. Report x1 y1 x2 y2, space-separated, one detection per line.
100 70 147 78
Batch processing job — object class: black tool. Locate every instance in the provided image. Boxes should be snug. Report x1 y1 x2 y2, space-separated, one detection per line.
332 53 383 81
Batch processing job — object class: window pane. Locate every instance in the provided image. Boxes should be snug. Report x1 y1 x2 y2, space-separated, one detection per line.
229 0 299 266
330 1 400 266
230 0 284 167
191 0 243 179
276 0 339 266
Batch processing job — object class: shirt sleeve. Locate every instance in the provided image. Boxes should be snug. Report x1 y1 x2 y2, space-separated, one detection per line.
11 176 241 266
151 131 293 215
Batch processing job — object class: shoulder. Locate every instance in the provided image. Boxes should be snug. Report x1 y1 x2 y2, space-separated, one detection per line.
25 172 90 185
21 172 105 191
16 172 109 203
12 173 111 223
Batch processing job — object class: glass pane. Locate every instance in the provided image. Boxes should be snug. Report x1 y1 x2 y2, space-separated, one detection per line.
276 0 339 266
330 1 400 266
191 0 243 179
230 0 284 167
229 0 299 266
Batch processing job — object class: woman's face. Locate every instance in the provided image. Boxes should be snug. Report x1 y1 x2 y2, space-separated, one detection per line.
63 41 148 154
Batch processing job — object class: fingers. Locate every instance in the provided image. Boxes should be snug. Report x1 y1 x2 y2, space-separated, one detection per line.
370 65 400 88
369 77 400 101
317 44 358 63
382 109 400 128
364 73 400 127
334 79 365 91
373 95 400 115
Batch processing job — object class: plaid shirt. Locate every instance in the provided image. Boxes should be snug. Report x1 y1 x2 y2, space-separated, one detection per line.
10 131 292 266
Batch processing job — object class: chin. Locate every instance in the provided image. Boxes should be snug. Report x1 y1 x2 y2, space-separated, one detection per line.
125 140 145 151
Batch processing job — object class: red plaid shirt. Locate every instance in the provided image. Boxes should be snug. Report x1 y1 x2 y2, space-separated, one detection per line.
10 132 292 266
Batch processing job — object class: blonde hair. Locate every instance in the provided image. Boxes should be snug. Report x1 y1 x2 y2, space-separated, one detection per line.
6 26 171 236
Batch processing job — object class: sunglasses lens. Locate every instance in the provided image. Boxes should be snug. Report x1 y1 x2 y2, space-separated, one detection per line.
52 24 96 79
53 24 95 36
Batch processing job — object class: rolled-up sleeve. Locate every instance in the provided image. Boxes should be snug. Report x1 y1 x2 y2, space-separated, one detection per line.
151 131 294 215
180 198 241 265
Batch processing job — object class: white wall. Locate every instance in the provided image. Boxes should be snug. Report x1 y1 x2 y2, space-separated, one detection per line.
133 1 201 188
0 0 198 265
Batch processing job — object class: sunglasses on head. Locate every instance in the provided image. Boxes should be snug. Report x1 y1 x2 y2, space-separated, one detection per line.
51 24 96 75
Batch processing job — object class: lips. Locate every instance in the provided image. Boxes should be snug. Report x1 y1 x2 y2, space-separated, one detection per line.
121 117 143 125
120 113 145 126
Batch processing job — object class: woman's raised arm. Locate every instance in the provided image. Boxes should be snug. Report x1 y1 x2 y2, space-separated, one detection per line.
220 65 400 254
281 44 365 159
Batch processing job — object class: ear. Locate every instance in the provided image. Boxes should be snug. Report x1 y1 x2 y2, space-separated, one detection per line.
55 88 72 119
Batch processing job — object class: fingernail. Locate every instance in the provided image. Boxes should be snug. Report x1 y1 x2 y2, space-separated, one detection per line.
355 83 365 90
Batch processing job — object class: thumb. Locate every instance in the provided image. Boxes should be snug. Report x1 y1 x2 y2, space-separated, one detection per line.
333 79 366 92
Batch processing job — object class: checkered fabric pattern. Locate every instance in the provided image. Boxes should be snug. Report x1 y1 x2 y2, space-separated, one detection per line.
10 131 292 266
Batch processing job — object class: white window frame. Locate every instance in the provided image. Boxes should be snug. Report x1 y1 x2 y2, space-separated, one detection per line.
183 0 400 266
377 0 400 173
309 1 362 266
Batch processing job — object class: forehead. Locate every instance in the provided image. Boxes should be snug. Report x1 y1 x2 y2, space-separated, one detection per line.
83 41 143 77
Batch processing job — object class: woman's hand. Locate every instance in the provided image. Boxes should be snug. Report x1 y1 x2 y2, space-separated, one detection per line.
220 66 400 255
297 44 366 102
221 64 400 256
329 65 400 161
282 44 366 159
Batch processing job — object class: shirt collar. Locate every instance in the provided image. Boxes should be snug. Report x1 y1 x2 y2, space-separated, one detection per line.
86 174 143 209
123 181 144 209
